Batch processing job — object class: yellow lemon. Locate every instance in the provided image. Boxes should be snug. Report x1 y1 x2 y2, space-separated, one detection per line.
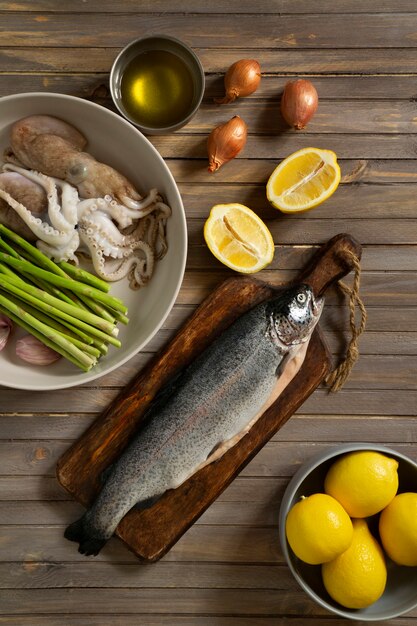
285 493 353 565
379 492 417 566
203 203 274 274
322 518 387 609
266 147 340 213
324 451 399 518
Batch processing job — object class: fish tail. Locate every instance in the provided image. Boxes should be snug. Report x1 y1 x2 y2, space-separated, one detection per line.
64 515 107 556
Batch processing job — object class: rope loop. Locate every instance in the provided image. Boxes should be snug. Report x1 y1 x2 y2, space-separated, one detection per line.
325 248 367 392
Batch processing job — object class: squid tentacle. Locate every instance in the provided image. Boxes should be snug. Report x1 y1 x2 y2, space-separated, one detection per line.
4 163 75 234
36 231 80 262
0 187 73 246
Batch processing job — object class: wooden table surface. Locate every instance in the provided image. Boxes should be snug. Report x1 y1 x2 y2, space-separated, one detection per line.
1 1 417 624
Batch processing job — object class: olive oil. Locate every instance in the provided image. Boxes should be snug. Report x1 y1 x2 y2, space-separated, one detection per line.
120 49 195 129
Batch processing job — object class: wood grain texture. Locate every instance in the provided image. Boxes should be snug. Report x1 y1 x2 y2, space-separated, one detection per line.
2 14 417 49
4 47 417 73
2 1 417 13
0 0 416 622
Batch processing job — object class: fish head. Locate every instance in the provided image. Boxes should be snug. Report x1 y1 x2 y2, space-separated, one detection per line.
267 284 324 349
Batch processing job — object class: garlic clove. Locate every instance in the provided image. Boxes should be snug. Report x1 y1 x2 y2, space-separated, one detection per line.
16 335 61 365
0 315 12 352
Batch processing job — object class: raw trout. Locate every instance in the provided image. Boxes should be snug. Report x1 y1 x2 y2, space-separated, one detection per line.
65 283 323 555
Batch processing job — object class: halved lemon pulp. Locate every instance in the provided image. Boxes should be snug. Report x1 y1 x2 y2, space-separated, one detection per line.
204 203 274 273
266 147 341 213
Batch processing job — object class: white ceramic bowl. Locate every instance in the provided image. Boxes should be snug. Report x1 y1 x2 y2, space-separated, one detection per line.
0 92 187 390
279 443 417 621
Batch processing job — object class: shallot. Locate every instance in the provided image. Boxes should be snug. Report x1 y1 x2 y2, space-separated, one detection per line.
207 116 248 172
0 315 12 352
16 335 61 366
215 59 261 105
281 79 318 130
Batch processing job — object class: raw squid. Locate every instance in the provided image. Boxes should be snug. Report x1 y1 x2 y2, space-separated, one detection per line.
0 171 46 241
1 115 171 288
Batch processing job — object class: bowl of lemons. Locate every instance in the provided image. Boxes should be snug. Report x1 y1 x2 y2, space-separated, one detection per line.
279 443 417 621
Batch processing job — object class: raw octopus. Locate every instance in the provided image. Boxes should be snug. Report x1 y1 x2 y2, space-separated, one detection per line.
0 115 171 288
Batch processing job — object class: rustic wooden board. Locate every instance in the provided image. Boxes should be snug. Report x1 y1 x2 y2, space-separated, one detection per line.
57 234 360 561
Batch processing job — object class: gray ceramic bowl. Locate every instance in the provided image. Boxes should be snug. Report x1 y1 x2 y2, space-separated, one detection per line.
110 35 205 134
279 443 417 621
0 92 187 390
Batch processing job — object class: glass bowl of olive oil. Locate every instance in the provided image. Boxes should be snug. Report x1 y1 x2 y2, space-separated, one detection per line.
110 35 205 134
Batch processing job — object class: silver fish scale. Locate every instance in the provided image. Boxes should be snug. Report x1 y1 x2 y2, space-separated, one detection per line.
84 302 284 539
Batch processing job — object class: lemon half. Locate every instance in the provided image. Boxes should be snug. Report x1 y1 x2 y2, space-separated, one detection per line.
204 203 274 273
266 147 341 213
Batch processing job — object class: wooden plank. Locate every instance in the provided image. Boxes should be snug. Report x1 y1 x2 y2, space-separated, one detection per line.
2 0 417 13
0 524 287 564
178 272 417 306
2 440 415 477
0 618 414 626
0 476 287 503
0 518 416 566
0 476 69 501
180 184 417 218
199 245 417 272
277 415 417 442
4 47 417 74
0 586 416 617
0 587 373 616
1 412 417 442
3 74 417 101
169 159 417 185
187 220 417 245
0 561 295 589
150 134 417 160
188 245 417 272
1 14 417 49
162 101 417 134
0 74 107 99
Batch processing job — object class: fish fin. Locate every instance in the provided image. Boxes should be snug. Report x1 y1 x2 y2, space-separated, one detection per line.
100 463 114 485
207 442 223 460
143 368 187 419
275 353 290 378
134 493 165 511
64 516 107 557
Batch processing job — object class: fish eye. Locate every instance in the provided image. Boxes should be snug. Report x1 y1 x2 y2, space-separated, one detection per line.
68 162 88 184
297 293 307 304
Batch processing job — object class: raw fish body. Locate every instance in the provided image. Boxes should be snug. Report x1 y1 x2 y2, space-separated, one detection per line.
65 284 323 556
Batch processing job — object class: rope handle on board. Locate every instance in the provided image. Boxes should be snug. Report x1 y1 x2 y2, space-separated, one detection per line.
325 248 367 393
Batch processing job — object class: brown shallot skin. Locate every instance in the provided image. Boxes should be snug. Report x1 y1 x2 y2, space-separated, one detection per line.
215 59 261 105
207 116 248 173
281 79 318 130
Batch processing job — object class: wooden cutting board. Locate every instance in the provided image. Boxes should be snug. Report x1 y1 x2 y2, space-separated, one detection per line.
57 233 362 561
